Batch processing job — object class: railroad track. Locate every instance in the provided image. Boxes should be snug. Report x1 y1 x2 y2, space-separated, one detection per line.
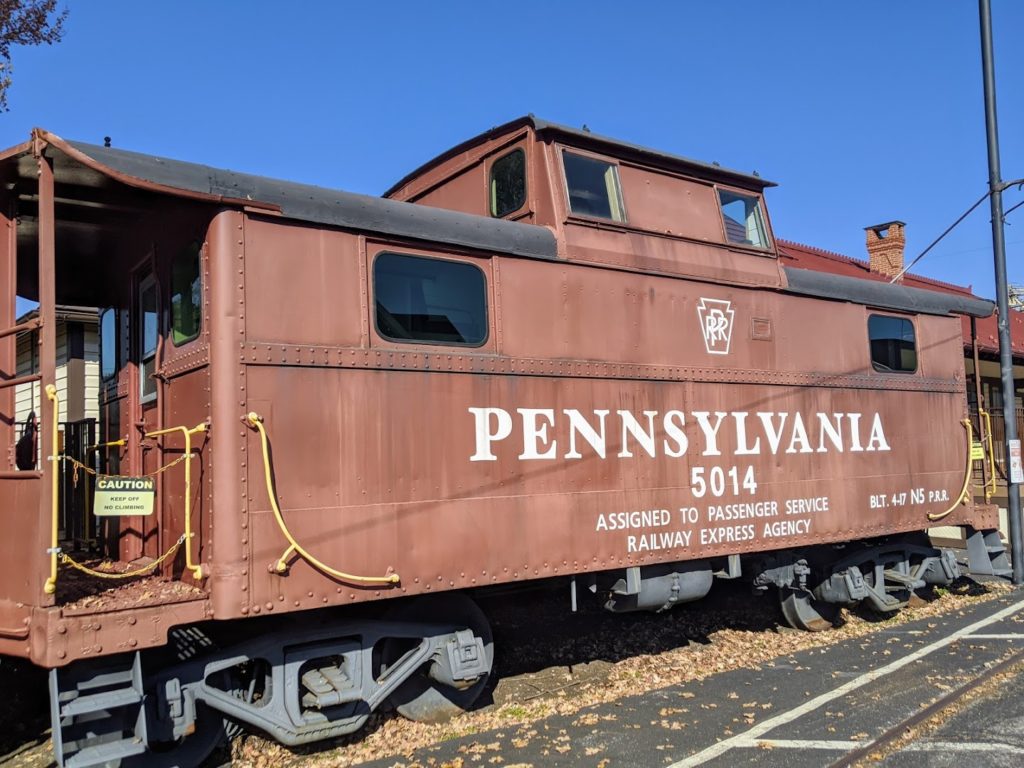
829 647 1024 768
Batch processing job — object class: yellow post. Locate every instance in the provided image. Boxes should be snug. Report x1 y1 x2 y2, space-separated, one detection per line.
144 423 206 580
981 409 997 502
44 385 59 594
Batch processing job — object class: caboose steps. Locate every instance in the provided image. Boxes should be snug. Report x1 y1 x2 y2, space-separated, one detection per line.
966 526 1013 577
49 652 147 768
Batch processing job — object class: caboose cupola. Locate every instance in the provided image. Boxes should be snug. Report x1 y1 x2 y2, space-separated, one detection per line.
385 115 783 288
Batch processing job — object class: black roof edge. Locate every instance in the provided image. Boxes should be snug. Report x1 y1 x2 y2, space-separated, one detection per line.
61 139 558 262
384 115 775 198
783 266 995 318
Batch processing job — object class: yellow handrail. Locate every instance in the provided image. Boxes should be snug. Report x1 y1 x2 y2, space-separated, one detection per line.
980 409 997 502
88 438 127 451
246 412 400 585
928 419 975 522
44 385 59 595
144 423 207 580
41 409 207 590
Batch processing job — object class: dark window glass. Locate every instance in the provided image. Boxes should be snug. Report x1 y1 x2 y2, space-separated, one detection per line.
718 190 768 248
67 321 84 360
868 315 917 373
171 242 202 345
562 150 625 221
100 308 116 380
140 276 157 401
374 253 487 346
490 149 526 218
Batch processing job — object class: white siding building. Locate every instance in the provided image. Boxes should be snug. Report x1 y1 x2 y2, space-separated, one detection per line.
14 306 100 461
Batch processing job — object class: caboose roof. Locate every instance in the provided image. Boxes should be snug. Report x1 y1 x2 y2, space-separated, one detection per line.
0 129 995 319
384 115 777 198
0 128 558 262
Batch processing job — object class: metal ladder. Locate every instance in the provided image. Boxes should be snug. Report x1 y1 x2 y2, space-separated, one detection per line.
49 652 148 768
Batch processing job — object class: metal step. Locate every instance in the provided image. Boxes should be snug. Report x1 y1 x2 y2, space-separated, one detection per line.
64 737 146 768
966 526 1012 577
50 652 149 768
60 687 143 718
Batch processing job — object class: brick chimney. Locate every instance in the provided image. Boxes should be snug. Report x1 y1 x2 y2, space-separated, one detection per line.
865 221 906 281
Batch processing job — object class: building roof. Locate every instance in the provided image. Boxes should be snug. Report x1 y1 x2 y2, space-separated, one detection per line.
15 305 98 326
777 239 1023 357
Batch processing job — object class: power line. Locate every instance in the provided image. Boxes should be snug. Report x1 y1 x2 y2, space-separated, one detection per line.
889 178 1024 283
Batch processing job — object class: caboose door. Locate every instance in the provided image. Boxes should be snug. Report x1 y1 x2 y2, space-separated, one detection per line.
122 267 161 561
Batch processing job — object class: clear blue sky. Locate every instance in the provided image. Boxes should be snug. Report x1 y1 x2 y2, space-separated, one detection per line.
3 0 1023 304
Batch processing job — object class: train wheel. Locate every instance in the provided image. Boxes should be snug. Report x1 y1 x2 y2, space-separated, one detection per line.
384 594 494 723
134 702 230 768
779 587 839 632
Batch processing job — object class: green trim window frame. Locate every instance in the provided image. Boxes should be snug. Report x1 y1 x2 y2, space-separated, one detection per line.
562 149 627 222
170 242 202 346
489 149 527 218
373 252 489 347
717 188 770 249
868 314 917 373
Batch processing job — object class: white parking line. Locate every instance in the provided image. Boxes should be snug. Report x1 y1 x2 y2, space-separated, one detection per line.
901 741 1024 755
958 633 1024 640
749 739 864 750
667 597 1024 768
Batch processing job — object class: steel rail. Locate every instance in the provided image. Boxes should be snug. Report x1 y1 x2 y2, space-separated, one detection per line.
828 647 1024 768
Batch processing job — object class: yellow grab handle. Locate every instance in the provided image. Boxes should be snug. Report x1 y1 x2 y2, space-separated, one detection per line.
928 419 975 522
246 412 399 586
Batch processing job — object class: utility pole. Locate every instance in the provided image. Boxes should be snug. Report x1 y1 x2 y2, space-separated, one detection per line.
979 0 1023 584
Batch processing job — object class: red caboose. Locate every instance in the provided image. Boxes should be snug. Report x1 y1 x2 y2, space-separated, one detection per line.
0 120 1004 766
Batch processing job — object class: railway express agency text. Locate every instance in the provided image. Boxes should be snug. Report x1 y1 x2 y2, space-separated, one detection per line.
595 498 827 553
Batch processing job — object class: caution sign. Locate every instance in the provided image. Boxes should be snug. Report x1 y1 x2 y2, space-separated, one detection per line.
93 476 155 517
971 441 986 461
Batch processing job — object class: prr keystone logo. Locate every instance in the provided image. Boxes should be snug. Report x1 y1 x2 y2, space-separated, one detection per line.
697 298 735 355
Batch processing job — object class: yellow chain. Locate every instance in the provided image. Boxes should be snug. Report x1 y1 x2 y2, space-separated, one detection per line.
60 452 190 482
58 533 187 580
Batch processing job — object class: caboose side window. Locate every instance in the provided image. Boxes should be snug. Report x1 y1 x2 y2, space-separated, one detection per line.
562 150 626 222
139 275 158 402
718 190 769 248
99 308 117 380
868 314 917 373
171 242 202 345
373 253 488 346
490 149 526 218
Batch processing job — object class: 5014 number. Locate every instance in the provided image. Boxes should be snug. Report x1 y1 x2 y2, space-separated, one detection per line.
690 466 757 498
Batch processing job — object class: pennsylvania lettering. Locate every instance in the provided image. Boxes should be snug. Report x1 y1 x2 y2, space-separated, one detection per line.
468 408 890 462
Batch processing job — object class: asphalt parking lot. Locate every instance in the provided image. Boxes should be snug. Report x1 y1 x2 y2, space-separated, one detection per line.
360 590 1024 768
